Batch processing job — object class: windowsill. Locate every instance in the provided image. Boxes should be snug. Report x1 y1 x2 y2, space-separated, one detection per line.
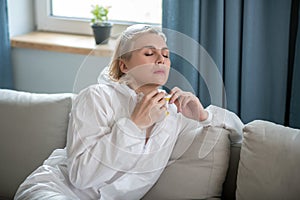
10 31 115 57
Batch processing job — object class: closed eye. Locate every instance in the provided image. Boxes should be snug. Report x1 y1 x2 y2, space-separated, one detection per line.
162 48 169 58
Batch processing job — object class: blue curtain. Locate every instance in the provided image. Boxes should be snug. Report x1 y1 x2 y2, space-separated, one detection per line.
289 0 300 128
0 0 13 89
163 0 300 128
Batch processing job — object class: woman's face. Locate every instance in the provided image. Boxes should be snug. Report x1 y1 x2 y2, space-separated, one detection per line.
120 33 171 88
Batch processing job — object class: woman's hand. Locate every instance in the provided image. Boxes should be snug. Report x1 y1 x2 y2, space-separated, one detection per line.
169 87 208 122
131 90 167 129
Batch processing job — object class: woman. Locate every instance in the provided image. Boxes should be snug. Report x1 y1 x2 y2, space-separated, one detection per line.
15 24 244 200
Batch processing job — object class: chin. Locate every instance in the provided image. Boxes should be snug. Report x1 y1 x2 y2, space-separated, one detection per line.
152 79 167 86
138 78 168 88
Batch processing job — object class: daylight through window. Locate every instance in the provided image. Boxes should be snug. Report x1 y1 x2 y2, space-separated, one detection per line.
51 0 162 24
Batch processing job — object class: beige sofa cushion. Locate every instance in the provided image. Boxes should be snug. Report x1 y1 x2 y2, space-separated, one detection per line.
236 120 300 200
0 89 73 199
142 126 231 200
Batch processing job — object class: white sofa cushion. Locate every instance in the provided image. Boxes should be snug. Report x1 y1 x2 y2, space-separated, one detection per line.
0 89 74 199
142 126 231 200
236 120 300 200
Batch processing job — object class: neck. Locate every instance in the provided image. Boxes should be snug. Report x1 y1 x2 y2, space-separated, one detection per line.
131 84 160 94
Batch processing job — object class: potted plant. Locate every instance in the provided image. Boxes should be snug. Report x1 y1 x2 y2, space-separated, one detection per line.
90 4 112 45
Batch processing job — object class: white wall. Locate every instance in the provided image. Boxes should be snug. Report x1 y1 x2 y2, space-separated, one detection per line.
8 0 111 94
7 0 35 37
12 48 110 94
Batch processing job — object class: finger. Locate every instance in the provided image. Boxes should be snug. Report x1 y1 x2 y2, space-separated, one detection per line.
156 91 167 99
147 92 166 113
152 91 166 103
161 106 170 116
170 91 182 104
160 105 167 111
174 99 182 113
181 95 193 109
143 89 160 101
158 97 166 107
169 86 181 95
143 91 164 106
169 87 182 104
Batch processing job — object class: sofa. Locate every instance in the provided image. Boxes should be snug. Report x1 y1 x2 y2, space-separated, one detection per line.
0 89 299 200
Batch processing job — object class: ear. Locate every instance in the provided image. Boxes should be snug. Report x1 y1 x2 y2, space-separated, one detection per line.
119 59 129 73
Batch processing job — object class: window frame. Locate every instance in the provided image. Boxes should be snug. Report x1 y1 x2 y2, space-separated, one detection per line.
35 0 92 35
34 0 161 36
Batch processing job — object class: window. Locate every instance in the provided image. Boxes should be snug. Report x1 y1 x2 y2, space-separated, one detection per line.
35 0 162 35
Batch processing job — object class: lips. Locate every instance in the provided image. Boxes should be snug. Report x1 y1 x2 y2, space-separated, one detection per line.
153 69 165 74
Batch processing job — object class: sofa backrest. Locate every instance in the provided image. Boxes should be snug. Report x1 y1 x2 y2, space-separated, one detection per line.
143 126 240 200
0 89 74 199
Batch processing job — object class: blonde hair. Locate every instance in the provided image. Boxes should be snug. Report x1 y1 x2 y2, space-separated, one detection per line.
108 24 167 81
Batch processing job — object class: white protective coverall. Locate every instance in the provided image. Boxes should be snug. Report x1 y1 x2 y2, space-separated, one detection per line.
14 68 244 200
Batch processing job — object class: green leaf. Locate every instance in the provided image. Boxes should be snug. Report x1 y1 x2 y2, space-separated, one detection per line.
90 4 110 23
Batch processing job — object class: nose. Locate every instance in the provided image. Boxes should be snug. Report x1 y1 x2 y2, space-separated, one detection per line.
156 53 165 64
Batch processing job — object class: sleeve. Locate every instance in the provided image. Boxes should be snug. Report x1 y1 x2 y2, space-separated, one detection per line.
204 105 244 144
99 170 163 200
66 86 146 189
170 105 244 162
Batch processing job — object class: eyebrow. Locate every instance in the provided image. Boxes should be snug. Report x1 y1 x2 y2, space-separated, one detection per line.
141 45 169 50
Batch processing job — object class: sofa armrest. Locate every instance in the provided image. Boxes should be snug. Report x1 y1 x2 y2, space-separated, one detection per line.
236 120 300 200
0 89 74 199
